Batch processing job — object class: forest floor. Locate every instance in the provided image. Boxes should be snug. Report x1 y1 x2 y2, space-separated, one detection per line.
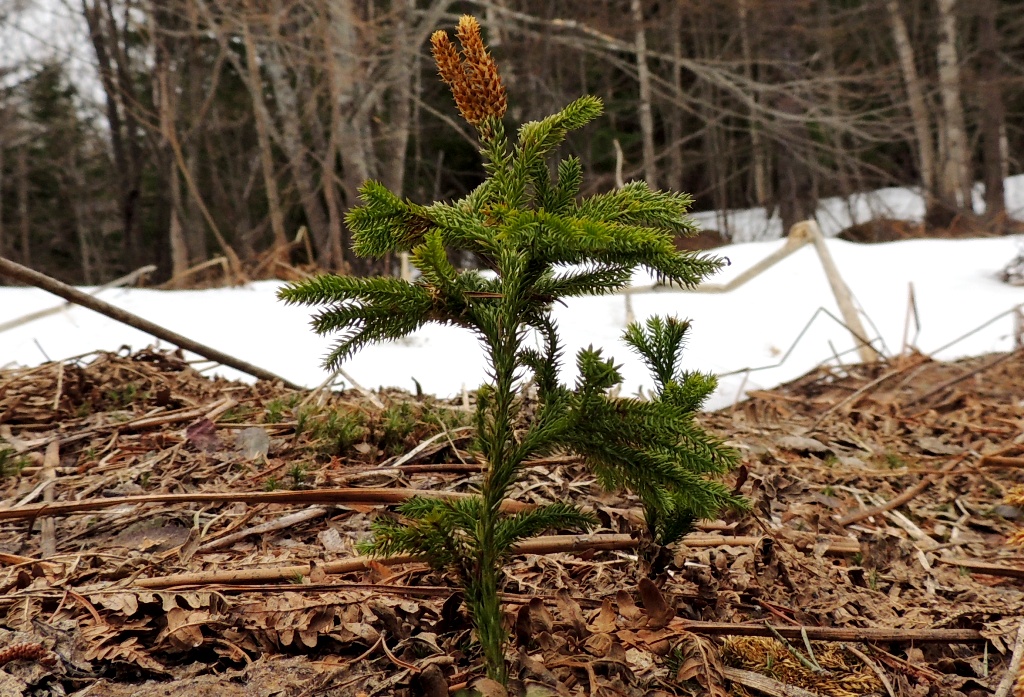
1 346 1023 696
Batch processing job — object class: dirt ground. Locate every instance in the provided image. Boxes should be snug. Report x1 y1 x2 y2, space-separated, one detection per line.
1 346 1023 696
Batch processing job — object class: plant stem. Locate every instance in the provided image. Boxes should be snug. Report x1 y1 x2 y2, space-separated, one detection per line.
468 562 507 683
470 297 523 683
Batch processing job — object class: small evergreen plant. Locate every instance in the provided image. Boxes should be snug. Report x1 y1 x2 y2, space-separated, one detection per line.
279 15 745 684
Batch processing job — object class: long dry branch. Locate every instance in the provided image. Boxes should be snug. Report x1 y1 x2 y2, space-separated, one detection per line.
130 533 859 589
836 455 965 526
936 557 1024 579
0 487 533 522
0 256 299 389
681 621 983 644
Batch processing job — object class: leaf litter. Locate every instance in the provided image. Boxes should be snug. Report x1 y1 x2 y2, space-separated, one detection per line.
1 346 1023 696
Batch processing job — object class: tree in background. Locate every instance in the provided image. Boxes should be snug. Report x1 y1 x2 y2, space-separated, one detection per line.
1 0 1022 284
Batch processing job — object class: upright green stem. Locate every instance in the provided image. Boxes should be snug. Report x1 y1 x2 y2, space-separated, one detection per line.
470 307 522 683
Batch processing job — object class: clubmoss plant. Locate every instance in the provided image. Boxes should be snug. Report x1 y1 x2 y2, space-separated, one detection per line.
279 15 744 683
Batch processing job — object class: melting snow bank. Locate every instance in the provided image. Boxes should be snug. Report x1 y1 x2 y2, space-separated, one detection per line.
690 173 1024 242
2 236 1023 411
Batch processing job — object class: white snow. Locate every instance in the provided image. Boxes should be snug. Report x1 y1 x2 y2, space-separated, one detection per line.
692 175 1024 242
2 180 1024 411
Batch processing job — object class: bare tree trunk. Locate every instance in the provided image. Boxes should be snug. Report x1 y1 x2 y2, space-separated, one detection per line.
329 0 372 204
152 35 190 281
934 0 972 210
318 9 345 271
167 162 189 282
765 2 816 235
976 0 1006 222
241 16 289 250
17 147 30 266
631 0 658 189
818 2 853 200
327 0 377 274
68 159 94 284
666 2 684 192
886 0 935 197
82 0 144 269
0 144 5 258
262 1 331 258
381 0 414 195
738 0 768 206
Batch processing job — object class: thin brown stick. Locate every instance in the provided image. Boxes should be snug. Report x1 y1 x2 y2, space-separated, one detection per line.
845 645 896 697
723 666 823 697
864 644 942 682
904 348 1023 407
0 256 297 388
836 455 965 526
380 632 419 673
39 442 58 557
980 456 1024 469
0 487 533 522
994 620 1024 697
936 557 1024 579
0 264 156 335
197 506 329 552
683 621 983 644
810 356 928 432
132 533 858 589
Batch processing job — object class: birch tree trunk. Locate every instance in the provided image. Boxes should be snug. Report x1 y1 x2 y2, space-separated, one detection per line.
631 0 658 189
934 0 972 210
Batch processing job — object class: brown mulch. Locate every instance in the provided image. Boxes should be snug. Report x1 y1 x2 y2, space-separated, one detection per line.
1 347 1023 696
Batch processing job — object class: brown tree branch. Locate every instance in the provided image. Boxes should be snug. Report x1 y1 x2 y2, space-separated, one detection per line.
0 256 301 389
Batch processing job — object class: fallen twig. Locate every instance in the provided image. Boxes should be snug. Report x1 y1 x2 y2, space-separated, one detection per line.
0 487 534 522
681 620 984 644
836 454 966 527
131 533 859 589
0 255 299 388
845 645 896 697
980 456 1024 469
40 442 58 557
0 264 156 334
196 505 330 552
723 666 824 697
994 620 1024 697
936 557 1024 579
904 348 1023 407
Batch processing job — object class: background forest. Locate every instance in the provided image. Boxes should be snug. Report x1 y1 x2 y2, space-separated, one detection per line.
0 0 1021 286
